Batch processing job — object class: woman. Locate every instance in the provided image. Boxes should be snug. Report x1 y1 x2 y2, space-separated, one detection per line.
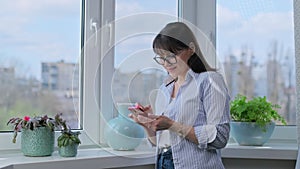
129 22 230 169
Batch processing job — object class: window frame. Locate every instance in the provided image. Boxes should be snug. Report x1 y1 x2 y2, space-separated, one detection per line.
82 0 115 145
0 0 296 151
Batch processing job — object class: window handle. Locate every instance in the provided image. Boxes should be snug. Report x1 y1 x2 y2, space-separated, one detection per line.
108 22 112 47
90 18 98 47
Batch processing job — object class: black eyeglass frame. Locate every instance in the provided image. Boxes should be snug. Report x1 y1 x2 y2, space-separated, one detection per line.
153 54 177 65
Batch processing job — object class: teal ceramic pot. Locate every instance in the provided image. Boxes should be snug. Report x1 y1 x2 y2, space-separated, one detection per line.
104 103 145 150
59 144 79 157
230 121 275 146
21 127 55 156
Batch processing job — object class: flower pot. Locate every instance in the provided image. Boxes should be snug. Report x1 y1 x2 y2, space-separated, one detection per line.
59 144 79 157
230 121 275 146
104 103 145 150
21 127 55 156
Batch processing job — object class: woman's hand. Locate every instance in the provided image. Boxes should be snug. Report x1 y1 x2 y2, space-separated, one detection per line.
148 115 174 131
128 103 155 128
128 103 174 132
128 103 157 145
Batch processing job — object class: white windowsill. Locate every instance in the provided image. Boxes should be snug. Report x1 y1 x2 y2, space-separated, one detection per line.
0 126 297 168
0 146 156 169
0 140 297 169
223 141 298 160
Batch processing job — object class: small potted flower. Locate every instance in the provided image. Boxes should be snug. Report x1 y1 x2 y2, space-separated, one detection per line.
55 114 81 157
7 113 63 156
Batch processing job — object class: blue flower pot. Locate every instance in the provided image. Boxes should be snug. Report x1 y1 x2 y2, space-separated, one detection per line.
230 121 275 146
104 103 145 150
59 144 79 157
21 127 55 156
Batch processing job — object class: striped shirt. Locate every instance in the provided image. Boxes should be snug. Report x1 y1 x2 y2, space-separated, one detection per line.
154 70 231 169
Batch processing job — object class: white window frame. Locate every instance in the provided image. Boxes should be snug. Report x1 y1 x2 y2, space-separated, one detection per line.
82 0 115 145
0 0 296 151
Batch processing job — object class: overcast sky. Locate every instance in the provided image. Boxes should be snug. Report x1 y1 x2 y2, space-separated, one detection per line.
0 0 294 79
217 0 294 64
0 0 81 79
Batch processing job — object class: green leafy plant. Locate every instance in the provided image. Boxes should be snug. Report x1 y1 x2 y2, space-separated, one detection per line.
7 113 63 143
57 129 81 147
55 115 81 147
230 94 287 129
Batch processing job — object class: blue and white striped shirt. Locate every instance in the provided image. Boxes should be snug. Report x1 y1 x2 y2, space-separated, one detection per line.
155 70 231 169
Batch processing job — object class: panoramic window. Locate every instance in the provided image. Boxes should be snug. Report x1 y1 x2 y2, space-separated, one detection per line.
217 0 295 125
0 0 81 131
112 0 178 110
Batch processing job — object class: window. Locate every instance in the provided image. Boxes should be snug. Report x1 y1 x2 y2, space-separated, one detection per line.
0 0 82 147
83 0 179 144
83 0 215 143
217 0 296 125
1 0 295 151
85 0 296 146
113 0 178 109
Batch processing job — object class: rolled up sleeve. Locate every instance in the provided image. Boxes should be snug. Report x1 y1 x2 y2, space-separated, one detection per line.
195 73 231 149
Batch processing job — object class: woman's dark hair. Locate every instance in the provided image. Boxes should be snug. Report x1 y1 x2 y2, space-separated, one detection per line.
152 22 215 73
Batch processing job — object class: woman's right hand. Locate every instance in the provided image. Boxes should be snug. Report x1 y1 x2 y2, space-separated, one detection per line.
128 103 157 145
128 103 155 127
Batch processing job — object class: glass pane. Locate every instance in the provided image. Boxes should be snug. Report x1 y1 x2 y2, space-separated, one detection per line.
217 0 295 125
112 0 178 108
0 0 81 131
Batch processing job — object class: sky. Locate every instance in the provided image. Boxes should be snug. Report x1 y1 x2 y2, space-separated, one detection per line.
0 0 295 81
217 0 294 64
0 0 81 79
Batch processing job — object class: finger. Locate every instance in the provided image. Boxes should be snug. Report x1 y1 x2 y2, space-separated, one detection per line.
143 104 151 110
143 105 152 113
137 115 151 123
129 108 146 117
128 113 138 121
148 114 159 119
133 109 142 116
135 109 150 117
129 114 149 128
134 103 145 111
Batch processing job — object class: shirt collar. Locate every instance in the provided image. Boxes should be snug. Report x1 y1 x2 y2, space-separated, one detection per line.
163 69 196 87
185 69 195 82
163 75 177 87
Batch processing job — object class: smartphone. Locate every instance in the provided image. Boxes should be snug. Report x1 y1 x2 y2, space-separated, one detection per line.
128 103 143 110
128 104 144 118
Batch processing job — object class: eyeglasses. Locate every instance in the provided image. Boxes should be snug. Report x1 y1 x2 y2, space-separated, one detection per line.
153 53 177 65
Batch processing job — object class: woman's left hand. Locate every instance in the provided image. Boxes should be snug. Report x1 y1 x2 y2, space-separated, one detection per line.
148 115 174 131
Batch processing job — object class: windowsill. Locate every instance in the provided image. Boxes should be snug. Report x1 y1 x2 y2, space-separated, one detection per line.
0 146 157 169
0 140 297 169
222 141 298 160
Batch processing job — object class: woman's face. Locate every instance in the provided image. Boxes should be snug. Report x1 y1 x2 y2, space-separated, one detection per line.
159 49 191 78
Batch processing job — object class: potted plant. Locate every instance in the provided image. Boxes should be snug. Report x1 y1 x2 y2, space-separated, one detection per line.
56 115 81 157
230 94 287 146
7 113 63 156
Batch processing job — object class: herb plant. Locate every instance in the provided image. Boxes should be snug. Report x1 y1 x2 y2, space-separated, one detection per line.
230 94 287 129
